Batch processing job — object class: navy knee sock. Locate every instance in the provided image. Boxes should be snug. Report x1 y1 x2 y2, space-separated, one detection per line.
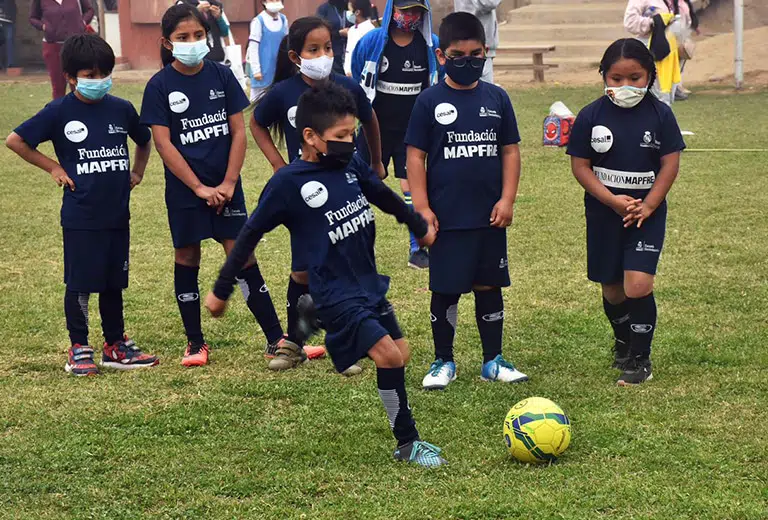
174 263 204 345
237 263 284 345
475 288 504 363
64 289 89 346
430 292 460 363
286 277 309 346
377 367 419 447
99 290 124 345
627 293 657 359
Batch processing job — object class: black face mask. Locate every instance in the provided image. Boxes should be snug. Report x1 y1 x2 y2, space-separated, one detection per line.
316 138 356 170
444 55 486 86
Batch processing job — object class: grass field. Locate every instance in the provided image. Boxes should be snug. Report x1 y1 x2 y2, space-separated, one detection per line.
0 81 766 519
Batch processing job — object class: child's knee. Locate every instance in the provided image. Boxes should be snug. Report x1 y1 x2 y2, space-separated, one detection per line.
601 283 626 304
370 337 405 368
291 271 309 285
175 246 201 266
395 339 410 365
624 277 654 299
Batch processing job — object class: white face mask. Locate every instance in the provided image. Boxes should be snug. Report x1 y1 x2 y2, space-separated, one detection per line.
264 1 284 13
298 55 334 80
605 85 648 109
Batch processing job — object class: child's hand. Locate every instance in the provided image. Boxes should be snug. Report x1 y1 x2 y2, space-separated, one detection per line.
623 201 656 228
254 72 263 81
419 208 439 233
50 166 75 191
372 161 387 180
216 180 236 203
490 198 514 227
205 291 227 317
195 185 225 207
130 171 143 190
419 224 437 248
610 195 642 218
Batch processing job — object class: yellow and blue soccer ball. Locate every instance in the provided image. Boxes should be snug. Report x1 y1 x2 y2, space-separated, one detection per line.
503 397 571 464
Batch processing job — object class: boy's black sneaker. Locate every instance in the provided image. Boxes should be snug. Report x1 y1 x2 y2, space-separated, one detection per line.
408 248 429 270
617 357 653 386
611 339 631 370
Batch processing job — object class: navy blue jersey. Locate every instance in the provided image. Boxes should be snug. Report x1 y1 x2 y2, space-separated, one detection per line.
405 80 521 231
253 73 373 161
14 93 150 230
140 60 250 210
213 155 426 313
373 32 430 132
566 95 686 208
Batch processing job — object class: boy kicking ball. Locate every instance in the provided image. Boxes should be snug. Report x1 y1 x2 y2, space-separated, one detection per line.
5 34 159 375
406 12 528 390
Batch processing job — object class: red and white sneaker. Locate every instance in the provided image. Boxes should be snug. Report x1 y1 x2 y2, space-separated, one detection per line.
65 345 100 376
182 342 210 367
102 336 159 370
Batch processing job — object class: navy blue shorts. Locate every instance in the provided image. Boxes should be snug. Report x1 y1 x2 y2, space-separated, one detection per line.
356 129 407 180
320 299 403 373
63 228 129 293
586 201 667 284
168 201 248 249
429 228 511 294
290 233 309 272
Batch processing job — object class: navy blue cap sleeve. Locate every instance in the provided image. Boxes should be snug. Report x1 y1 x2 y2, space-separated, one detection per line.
14 102 57 149
127 101 151 147
403 93 431 152
223 64 250 116
566 104 594 160
659 103 686 156
253 84 282 128
139 75 171 128
499 90 521 146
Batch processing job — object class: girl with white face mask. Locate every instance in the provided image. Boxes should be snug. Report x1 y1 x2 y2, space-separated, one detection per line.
566 38 686 387
250 16 387 373
247 0 289 102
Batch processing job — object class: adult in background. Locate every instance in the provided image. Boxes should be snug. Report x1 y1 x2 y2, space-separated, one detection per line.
176 0 230 64
316 0 349 75
454 0 501 83
30 0 93 99
247 0 288 102
0 0 16 71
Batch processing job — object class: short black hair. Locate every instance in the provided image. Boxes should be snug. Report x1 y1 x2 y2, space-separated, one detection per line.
61 34 116 78
296 82 358 143
439 12 486 51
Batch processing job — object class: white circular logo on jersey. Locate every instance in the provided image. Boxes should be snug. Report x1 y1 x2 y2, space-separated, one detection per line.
435 103 458 126
380 56 389 74
64 120 88 143
591 125 613 153
168 91 190 114
287 106 298 128
300 181 328 208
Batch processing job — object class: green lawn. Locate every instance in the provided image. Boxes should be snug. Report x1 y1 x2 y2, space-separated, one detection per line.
0 81 766 519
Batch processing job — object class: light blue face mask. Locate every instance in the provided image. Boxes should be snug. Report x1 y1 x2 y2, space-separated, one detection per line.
172 40 209 67
346 10 356 24
76 76 112 101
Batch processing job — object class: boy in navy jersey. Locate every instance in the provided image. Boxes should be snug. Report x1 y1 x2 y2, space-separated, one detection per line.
140 4 283 367
205 83 447 467
406 13 528 390
5 34 158 376
567 39 685 385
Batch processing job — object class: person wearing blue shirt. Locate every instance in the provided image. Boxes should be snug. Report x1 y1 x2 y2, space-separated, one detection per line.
352 0 442 270
567 38 685 386
5 34 158 376
406 13 529 391
140 4 283 368
315 0 350 75
246 1 288 102
205 82 447 468
250 16 386 369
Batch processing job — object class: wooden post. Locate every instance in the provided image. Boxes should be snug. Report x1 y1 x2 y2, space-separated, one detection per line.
97 0 106 39
533 52 544 82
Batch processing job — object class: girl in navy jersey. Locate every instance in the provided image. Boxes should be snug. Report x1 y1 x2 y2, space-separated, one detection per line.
140 3 284 367
567 38 685 386
250 16 385 368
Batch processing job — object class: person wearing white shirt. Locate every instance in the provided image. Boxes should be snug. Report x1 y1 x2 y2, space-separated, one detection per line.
343 0 378 77
247 1 288 102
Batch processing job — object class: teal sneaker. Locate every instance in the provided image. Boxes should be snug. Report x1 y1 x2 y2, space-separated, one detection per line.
481 354 528 383
394 440 447 468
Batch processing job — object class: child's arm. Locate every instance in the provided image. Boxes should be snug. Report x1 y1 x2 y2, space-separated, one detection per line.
5 132 75 191
490 143 520 228
247 17 262 80
571 157 640 217
216 112 247 203
624 152 680 229
151 125 224 207
406 145 437 232
250 116 287 172
360 110 386 179
130 141 152 190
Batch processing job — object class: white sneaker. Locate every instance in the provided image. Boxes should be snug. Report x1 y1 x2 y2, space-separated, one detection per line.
481 354 528 383
422 359 457 390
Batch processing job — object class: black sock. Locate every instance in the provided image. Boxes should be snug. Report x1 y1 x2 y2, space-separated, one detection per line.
237 263 284 344
286 277 308 346
174 263 204 345
377 367 419 447
475 288 504 363
99 290 124 345
602 297 631 347
627 293 657 360
64 289 89 346
430 292 460 362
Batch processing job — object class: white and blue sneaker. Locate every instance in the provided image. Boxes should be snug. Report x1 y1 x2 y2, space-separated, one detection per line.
481 354 528 383
422 359 457 390
394 440 447 468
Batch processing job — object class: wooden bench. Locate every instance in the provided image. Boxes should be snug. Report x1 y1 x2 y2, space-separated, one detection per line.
494 45 558 82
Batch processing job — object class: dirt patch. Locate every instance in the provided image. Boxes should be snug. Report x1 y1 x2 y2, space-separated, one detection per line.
684 27 768 85
697 0 768 35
